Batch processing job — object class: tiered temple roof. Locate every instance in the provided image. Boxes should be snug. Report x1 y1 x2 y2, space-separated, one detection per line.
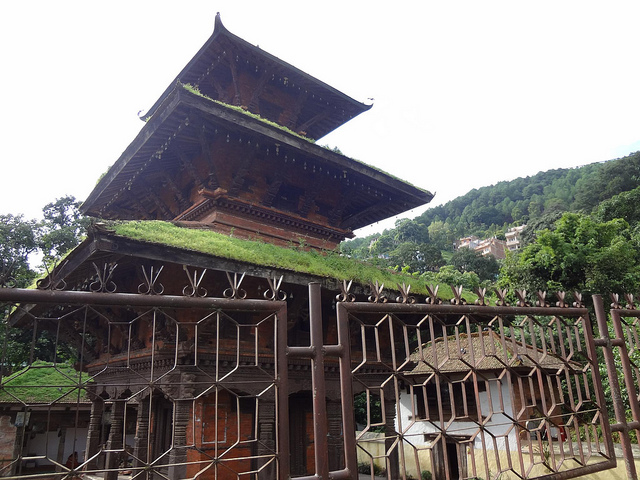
81 14 433 250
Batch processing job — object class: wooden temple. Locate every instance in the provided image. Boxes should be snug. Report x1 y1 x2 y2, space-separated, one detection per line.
81 13 432 251
7 14 434 480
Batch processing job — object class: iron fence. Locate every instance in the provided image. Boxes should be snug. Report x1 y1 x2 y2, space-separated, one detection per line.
0 283 639 480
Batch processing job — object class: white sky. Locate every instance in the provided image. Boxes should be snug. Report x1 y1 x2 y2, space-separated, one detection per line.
1 1 639 238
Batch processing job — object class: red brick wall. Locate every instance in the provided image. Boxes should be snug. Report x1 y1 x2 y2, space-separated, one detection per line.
187 391 254 480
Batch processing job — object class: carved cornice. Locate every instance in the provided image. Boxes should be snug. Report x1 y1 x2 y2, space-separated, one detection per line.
176 193 351 241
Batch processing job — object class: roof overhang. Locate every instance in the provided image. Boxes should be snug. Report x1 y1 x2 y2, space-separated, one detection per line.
82 86 433 229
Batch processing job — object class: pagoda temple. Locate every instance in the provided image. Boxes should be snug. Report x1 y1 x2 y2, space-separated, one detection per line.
82 14 432 250
5 14 434 480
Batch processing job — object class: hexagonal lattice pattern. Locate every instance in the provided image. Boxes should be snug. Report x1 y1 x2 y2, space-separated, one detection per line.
347 306 612 480
0 298 282 480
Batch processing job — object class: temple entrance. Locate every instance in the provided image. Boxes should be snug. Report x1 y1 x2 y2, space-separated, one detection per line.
289 392 314 476
151 396 173 463
430 437 468 480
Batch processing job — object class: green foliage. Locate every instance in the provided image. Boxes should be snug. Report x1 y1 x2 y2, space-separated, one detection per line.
0 361 91 403
411 151 640 240
500 212 640 295
39 195 89 262
0 196 88 368
357 462 385 476
354 391 382 430
0 214 40 288
594 185 640 224
424 265 481 291
450 247 500 281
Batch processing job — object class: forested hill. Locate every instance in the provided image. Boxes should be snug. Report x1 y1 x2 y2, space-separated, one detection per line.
417 150 640 234
342 150 640 256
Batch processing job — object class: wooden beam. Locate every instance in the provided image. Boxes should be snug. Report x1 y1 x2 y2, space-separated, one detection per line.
145 188 176 219
296 109 331 136
263 172 284 207
198 128 220 189
283 90 308 130
299 180 320 217
228 152 256 197
162 173 190 211
211 78 231 103
227 47 241 106
172 146 203 189
328 184 350 227
247 69 272 112
340 198 394 229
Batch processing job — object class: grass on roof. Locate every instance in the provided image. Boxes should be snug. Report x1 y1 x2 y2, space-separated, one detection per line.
0 361 91 404
181 83 315 143
112 221 463 299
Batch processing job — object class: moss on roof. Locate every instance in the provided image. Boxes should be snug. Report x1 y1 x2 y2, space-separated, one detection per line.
111 221 455 298
181 83 315 143
0 361 90 404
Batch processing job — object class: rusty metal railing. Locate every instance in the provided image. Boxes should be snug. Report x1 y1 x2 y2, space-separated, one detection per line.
0 286 288 480
594 294 640 480
2 283 639 480
337 298 616 480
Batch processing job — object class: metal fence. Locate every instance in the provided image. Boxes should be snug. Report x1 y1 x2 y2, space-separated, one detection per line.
0 281 639 480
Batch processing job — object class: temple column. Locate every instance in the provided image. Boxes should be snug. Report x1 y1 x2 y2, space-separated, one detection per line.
85 398 104 471
167 399 190 479
257 400 276 480
10 413 26 476
55 427 67 472
327 399 344 471
384 398 400 480
133 396 151 479
104 398 125 480
168 373 195 479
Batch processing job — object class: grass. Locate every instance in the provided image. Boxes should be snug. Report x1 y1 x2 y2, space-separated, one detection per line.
0 361 90 404
112 220 463 298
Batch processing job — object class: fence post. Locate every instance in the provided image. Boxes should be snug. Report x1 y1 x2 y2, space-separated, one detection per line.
593 294 637 480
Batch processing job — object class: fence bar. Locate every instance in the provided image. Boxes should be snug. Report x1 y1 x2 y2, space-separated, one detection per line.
0 287 285 311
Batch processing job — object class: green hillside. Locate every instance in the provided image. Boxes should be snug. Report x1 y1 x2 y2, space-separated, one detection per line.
343 150 640 255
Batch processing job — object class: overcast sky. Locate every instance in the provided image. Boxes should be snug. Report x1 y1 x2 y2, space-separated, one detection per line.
2 1 639 237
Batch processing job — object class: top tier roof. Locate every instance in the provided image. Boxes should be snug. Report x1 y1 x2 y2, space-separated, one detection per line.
144 14 371 140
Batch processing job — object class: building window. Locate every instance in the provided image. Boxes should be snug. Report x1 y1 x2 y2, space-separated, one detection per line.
414 381 481 421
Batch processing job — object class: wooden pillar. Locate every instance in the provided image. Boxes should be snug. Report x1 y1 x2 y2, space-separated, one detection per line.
85 398 104 471
104 399 125 480
384 398 400 480
10 413 26 476
257 400 276 480
168 373 195 480
133 396 151 479
327 399 344 471
56 427 67 472
167 399 190 480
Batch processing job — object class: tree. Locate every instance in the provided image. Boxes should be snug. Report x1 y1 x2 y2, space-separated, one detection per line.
388 242 444 274
428 220 455 251
393 219 429 244
0 214 40 288
449 248 500 282
39 195 89 262
1 196 89 370
500 213 640 295
594 185 640 225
